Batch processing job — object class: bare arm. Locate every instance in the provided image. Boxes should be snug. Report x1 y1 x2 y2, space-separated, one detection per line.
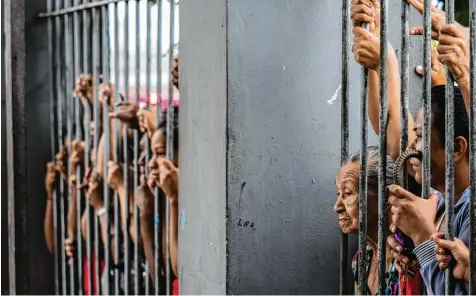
44 197 55 253
368 44 416 160
140 208 156 283
67 187 77 239
169 200 178 277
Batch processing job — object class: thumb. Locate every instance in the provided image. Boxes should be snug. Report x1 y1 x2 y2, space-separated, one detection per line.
415 65 424 76
434 237 457 251
430 43 439 69
428 192 439 204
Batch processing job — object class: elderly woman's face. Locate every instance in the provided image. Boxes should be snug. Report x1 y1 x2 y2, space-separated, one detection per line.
334 162 359 234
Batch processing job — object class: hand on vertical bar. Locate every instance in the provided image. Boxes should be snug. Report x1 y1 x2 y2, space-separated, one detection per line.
432 233 470 281
415 43 446 87
65 237 75 258
99 80 116 112
437 24 470 88
352 27 381 71
150 157 178 203
387 228 410 273
109 102 140 130
74 74 93 105
388 185 438 246
45 162 58 198
70 139 86 170
137 108 157 137
171 56 179 90
55 145 69 181
107 161 124 191
86 173 104 210
407 0 445 40
350 0 380 33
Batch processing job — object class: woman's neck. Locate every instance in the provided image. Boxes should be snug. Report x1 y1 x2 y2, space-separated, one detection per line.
437 162 469 203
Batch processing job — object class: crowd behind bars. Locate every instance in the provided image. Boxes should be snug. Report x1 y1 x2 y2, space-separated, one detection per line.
44 51 180 294
40 0 476 295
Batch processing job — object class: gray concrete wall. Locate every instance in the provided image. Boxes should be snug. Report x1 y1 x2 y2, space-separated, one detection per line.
178 0 228 294
179 0 426 294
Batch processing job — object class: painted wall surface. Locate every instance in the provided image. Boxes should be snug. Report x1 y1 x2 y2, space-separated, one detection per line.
179 0 228 294
181 0 425 294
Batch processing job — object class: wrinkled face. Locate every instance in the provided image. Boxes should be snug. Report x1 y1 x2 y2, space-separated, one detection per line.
149 129 167 184
408 108 446 188
334 163 360 234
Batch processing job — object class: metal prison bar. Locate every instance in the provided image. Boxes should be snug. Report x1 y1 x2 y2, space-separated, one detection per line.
40 0 176 294
340 0 476 294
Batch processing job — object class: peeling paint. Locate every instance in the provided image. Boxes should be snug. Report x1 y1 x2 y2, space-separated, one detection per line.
180 210 187 230
327 84 341 105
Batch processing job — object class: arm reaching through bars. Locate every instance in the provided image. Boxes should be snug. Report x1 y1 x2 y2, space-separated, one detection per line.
351 0 416 161
437 24 471 114
44 162 57 253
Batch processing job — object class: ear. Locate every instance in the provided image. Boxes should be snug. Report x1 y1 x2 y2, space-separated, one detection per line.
454 136 468 162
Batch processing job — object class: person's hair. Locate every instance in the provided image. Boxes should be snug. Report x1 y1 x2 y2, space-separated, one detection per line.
343 146 421 199
157 106 179 151
430 85 469 148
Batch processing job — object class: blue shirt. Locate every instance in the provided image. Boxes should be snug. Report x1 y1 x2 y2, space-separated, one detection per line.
413 188 470 295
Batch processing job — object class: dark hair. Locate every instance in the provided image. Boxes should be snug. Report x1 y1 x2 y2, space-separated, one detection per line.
344 146 421 199
430 85 469 147
157 106 179 151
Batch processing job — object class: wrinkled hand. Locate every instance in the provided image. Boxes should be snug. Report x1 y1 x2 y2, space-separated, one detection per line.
156 157 179 203
437 24 470 87
353 26 380 71
387 224 410 273
432 233 469 281
109 102 140 129
351 0 380 34
107 161 124 190
407 0 445 40
388 185 438 246
45 162 57 198
172 56 179 89
415 43 446 87
137 108 157 136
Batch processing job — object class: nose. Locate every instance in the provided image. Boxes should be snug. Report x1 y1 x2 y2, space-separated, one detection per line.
149 156 157 171
333 196 344 214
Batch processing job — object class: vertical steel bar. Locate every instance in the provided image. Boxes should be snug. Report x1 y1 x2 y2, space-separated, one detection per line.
134 1 141 294
102 2 111 295
400 0 409 180
46 0 60 293
377 0 388 294
358 23 369 296
124 1 131 293
144 0 152 292
339 0 349 294
444 0 456 294
166 1 176 294
113 2 121 294
469 1 476 293
155 1 163 294
73 0 84 294
63 0 75 293
92 3 101 294
82 1 94 294
55 0 67 293
422 0 432 200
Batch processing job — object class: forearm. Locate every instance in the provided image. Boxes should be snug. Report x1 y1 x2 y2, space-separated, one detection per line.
369 43 416 159
67 188 77 238
169 200 178 277
140 211 156 283
457 78 470 115
44 198 55 253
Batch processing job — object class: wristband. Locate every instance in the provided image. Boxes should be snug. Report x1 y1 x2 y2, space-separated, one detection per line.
97 207 106 217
